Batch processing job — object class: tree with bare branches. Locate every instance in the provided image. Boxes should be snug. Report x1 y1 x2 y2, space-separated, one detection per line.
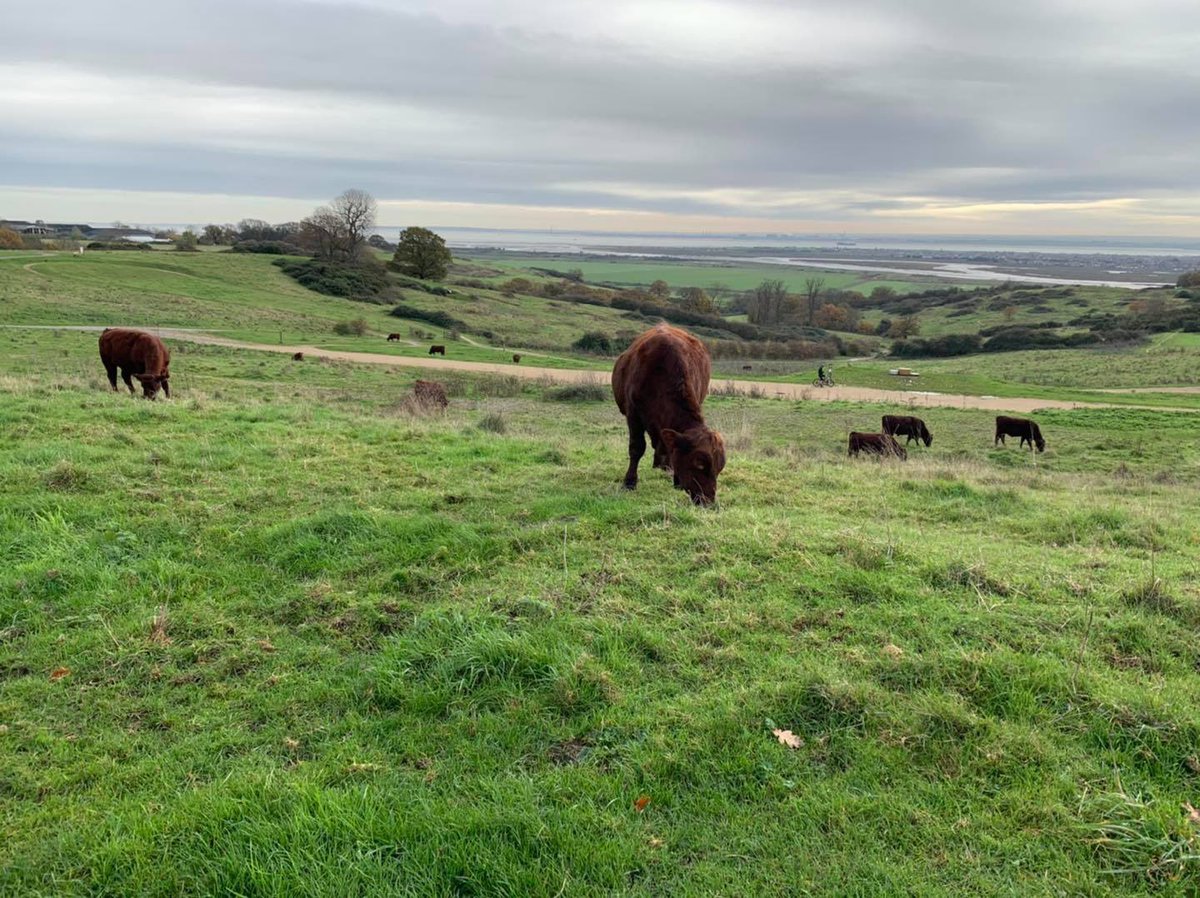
804 277 825 326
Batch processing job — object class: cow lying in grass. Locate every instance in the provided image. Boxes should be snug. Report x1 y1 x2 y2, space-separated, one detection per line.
848 432 906 460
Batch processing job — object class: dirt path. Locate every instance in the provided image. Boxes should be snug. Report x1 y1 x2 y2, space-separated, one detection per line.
9 325 1199 414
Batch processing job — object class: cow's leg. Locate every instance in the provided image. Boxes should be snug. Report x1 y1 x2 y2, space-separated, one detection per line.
104 363 118 391
995 432 1004 446
623 418 646 490
120 368 136 394
651 434 670 471
161 378 170 399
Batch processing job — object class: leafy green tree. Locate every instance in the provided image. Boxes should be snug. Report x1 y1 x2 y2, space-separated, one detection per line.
391 227 452 280
174 230 199 252
648 279 671 299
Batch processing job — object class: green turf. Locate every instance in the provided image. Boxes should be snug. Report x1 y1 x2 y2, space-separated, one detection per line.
2 328 1200 895
480 254 966 295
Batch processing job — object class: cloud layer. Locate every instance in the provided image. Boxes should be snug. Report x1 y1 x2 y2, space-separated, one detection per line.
3 0 1199 232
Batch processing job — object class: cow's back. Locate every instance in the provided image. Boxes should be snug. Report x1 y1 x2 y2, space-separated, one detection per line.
99 328 169 374
613 325 710 423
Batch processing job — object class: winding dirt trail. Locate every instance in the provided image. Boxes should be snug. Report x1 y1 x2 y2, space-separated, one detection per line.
10 325 1199 414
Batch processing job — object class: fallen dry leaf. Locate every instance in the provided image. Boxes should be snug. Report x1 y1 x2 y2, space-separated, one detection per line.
258 639 276 653
648 837 664 849
1187 756 1200 774
773 728 803 749
49 666 70 682
882 643 904 659
1186 802 1200 825
634 795 651 812
283 737 300 751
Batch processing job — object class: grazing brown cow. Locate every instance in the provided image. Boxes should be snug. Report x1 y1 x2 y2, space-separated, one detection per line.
512 354 522 364
995 415 1045 452
613 324 726 505
292 352 304 361
429 345 446 356
413 379 448 409
882 414 932 447
387 333 401 342
848 432 907 460
98 328 171 399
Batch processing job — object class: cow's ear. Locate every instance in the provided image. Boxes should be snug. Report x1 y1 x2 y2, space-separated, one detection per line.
660 429 679 452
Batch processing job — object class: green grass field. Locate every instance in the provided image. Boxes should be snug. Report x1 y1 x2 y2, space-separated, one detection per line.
3 326 1200 895
478 254 962 296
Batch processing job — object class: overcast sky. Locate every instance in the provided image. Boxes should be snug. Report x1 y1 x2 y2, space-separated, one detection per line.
2 0 1198 234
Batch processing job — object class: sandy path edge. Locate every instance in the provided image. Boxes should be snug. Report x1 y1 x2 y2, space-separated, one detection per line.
9 325 1199 414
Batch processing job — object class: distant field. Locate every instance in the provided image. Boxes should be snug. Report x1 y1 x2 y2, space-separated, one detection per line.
475 254 963 295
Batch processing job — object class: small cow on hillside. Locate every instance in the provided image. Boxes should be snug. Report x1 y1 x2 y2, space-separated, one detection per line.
613 324 726 506
429 345 446 356
99 328 171 399
292 352 304 361
512 354 522 364
848 432 907 460
387 333 401 342
882 414 932 447
995 415 1045 452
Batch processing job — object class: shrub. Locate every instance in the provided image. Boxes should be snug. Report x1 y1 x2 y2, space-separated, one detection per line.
275 258 392 302
890 333 983 358
478 412 507 433
546 381 608 401
389 303 469 332
232 240 303 255
0 227 23 249
85 241 153 251
572 332 614 354
333 318 369 336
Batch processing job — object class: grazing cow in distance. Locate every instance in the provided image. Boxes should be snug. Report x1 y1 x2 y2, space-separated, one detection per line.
429 345 446 356
413 379 448 409
742 365 752 371
848 432 907 460
387 333 401 342
995 415 1045 452
98 328 171 399
882 414 932 447
292 352 304 361
613 324 726 506
512 353 522 364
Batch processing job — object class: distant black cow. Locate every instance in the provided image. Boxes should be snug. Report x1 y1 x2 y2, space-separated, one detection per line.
882 414 932 447
995 415 1045 452
292 352 304 361
742 365 752 371
429 345 446 356
512 353 522 364
848 432 907 460
387 333 401 342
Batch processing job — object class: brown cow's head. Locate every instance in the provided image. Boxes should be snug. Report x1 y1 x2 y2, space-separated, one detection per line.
137 373 168 399
661 426 726 506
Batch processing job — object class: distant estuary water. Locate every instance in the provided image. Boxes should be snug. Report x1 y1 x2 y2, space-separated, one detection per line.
429 227 1195 289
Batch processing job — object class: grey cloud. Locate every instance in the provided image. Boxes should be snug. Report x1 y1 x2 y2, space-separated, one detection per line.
3 0 1199 224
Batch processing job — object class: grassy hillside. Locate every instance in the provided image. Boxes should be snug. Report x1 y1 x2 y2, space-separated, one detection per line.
3 328 1200 895
0 251 634 364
